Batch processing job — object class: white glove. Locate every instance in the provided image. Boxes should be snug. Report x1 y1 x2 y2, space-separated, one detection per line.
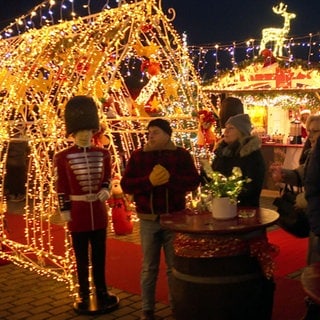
60 210 71 222
97 188 111 202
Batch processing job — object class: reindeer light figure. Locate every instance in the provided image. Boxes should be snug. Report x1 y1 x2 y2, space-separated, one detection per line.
259 2 296 57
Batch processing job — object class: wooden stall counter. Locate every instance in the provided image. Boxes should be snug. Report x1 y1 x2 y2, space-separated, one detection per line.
262 143 304 147
161 208 279 320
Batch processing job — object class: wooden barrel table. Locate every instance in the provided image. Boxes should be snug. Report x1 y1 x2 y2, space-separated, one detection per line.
161 208 279 320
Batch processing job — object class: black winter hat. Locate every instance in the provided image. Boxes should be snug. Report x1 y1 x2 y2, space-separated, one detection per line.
147 118 172 136
64 96 100 136
219 97 244 128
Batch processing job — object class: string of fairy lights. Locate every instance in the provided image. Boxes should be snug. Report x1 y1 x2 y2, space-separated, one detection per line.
1 0 319 83
189 33 320 81
0 0 319 295
0 0 109 38
0 0 211 295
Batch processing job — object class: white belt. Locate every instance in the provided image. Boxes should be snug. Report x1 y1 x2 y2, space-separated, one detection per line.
70 193 98 202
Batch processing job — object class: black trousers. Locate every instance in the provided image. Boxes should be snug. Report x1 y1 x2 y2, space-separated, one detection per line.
71 229 107 296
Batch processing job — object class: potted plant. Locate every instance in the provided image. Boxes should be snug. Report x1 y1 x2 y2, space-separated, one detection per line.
200 160 251 219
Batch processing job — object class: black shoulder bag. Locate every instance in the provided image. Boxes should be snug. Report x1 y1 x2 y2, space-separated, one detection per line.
272 170 310 238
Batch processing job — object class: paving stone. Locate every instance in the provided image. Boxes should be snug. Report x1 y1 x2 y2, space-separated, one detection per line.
0 194 277 319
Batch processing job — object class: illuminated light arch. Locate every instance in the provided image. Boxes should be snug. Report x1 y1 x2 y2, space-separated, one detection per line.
0 0 212 294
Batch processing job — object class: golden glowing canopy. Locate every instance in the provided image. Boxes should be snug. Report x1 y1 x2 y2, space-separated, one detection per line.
0 0 211 290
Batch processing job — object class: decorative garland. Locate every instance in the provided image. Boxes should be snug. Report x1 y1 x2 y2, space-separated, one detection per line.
174 232 279 279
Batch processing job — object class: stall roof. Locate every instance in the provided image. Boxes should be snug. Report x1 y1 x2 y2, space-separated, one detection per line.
203 62 320 92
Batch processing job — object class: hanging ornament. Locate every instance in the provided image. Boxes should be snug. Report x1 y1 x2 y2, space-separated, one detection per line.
149 95 162 113
147 61 161 76
195 110 217 148
261 49 276 67
143 43 159 58
162 75 178 99
140 59 150 73
133 40 146 56
75 56 90 75
133 40 159 58
141 23 154 33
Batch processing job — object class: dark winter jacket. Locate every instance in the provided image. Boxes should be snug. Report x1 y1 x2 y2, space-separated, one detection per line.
211 135 265 207
305 137 320 235
120 141 200 220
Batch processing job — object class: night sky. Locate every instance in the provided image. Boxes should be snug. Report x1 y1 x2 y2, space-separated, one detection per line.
162 0 320 44
0 0 319 45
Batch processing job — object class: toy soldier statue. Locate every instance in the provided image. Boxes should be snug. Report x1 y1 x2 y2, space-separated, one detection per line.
54 95 119 315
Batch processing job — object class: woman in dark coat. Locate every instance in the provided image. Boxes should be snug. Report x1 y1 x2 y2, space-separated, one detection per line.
205 114 273 320
211 113 265 207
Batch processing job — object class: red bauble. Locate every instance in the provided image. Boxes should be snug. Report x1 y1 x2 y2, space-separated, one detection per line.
141 24 153 33
261 49 273 58
75 57 90 75
140 60 150 72
147 62 161 76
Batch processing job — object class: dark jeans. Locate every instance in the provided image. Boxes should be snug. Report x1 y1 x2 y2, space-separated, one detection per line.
71 229 107 296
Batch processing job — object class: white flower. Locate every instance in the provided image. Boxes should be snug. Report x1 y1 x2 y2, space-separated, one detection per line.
202 166 252 203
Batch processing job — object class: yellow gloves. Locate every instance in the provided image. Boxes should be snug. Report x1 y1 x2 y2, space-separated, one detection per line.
149 164 170 186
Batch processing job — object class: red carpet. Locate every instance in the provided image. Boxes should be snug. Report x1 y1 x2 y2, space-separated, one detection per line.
268 229 308 319
268 228 308 277
106 229 309 319
4 213 66 258
4 213 309 319
273 277 306 320
106 238 169 303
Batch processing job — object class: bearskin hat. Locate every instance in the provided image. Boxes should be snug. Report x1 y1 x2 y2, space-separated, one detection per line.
64 96 100 136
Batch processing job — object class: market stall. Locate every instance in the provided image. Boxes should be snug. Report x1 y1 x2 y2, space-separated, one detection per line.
203 59 320 189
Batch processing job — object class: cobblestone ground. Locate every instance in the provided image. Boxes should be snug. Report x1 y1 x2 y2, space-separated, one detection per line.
0 195 277 319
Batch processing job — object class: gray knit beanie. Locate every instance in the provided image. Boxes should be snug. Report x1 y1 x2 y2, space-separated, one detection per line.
226 114 252 136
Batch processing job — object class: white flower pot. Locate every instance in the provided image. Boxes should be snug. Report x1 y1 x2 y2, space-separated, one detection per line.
209 197 237 220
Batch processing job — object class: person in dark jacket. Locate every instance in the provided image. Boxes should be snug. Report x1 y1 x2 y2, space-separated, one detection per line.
306 135 320 237
304 118 320 263
211 113 265 207
271 115 320 320
209 113 275 319
120 118 200 320
219 96 244 129
301 121 320 320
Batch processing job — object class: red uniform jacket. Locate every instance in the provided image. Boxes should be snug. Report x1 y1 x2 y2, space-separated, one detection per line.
54 145 111 232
